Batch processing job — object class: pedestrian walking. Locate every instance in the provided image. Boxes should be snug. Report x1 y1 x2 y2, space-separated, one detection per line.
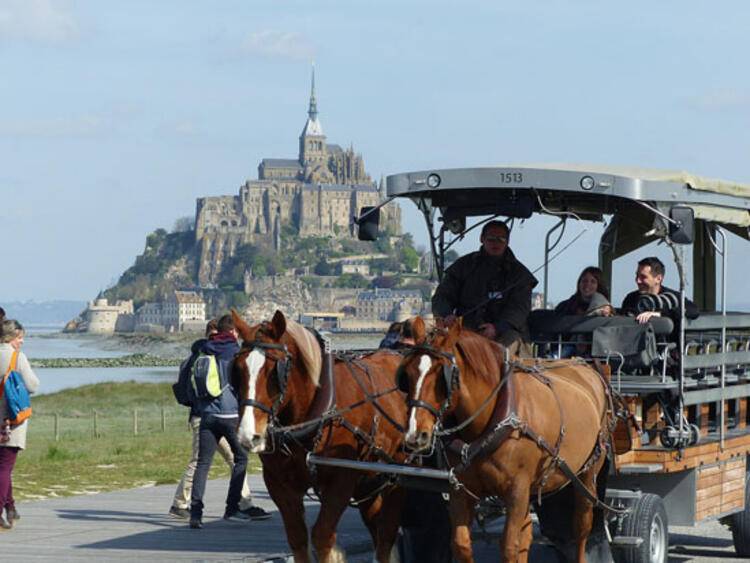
0 319 39 530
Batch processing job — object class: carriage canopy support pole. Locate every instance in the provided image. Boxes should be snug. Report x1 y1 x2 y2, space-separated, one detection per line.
543 218 566 309
706 225 728 448
669 239 688 446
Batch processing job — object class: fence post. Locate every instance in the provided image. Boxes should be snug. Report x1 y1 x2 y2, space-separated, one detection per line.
133 408 138 436
94 410 99 438
161 407 166 432
54 413 59 442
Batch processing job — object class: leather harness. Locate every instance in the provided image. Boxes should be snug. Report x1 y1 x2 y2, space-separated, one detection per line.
405 342 627 514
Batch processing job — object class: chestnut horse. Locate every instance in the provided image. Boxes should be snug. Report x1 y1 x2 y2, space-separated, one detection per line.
399 317 613 563
231 310 407 563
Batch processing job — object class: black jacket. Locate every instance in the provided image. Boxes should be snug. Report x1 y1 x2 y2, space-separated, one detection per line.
432 247 538 340
620 286 699 320
621 286 699 340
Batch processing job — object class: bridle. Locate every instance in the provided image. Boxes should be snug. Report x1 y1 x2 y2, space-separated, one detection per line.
241 339 292 426
399 343 460 422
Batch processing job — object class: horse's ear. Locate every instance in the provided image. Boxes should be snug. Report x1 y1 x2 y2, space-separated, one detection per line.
448 317 463 341
231 309 253 343
269 310 287 340
412 316 426 345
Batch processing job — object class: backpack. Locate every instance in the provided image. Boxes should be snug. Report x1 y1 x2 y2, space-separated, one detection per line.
1 352 32 427
171 357 194 407
592 324 658 373
190 353 228 400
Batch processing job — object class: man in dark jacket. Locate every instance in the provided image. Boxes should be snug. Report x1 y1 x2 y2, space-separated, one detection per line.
620 257 699 327
432 220 538 350
189 314 253 529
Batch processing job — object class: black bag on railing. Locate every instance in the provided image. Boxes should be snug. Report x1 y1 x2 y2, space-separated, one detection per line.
591 324 658 372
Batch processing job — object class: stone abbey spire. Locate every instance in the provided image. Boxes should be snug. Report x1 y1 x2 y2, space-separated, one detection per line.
195 66 400 285
308 64 318 122
299 63 330 179
300 65 324 142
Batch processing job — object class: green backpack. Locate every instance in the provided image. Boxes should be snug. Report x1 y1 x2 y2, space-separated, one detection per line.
190 354 228 399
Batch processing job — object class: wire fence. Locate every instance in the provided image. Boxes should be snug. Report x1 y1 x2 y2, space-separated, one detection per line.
30 406 189 441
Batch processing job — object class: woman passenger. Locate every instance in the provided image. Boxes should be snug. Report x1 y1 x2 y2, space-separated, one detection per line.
553 267 613 358
0 320 39 530
555 266 614 317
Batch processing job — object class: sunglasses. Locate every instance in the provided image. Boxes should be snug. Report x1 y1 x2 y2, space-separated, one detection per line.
484 236 508 243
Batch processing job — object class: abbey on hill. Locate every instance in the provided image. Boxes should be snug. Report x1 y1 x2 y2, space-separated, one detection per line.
194 69 400 286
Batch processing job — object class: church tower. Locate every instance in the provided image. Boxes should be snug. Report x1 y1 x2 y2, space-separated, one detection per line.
299 66 329 174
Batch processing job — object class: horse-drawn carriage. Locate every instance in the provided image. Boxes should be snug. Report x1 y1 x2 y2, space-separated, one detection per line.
235 165 750 562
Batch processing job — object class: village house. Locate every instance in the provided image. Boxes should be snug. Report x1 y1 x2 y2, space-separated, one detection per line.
355 288 424 322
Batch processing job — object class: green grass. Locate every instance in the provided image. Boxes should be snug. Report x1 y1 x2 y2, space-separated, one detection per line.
13 382 262 501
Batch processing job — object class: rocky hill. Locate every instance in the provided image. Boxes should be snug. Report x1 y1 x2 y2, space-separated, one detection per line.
103 228 197 308
103 221 425 316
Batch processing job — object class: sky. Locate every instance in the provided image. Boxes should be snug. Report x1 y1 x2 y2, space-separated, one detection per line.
1 0 749 307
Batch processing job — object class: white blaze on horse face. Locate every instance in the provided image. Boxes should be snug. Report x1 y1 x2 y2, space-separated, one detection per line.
407 354 433 438
238 349 266 448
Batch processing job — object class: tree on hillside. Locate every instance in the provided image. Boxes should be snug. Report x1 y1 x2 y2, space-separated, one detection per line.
172 216 194 233
314 259 332 276
334 273 369 288
400 246 419 272
372 275 400 289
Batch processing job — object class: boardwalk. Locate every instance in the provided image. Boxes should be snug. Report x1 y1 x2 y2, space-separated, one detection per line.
0 475 744 562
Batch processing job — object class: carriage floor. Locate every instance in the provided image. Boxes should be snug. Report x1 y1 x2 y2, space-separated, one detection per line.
0 475 740 561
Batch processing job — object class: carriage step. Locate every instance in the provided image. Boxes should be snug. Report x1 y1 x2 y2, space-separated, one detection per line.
615 463 663 474
610 535 644 548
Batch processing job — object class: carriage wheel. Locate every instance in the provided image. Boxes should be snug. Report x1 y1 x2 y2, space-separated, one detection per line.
619 494 668 563
659 427 677 449
730 468 750 557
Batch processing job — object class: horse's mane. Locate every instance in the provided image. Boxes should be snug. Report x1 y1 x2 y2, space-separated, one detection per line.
453 329 504 385
284 319 322 386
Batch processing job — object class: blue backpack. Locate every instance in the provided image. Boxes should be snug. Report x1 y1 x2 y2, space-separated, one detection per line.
2 352 32 427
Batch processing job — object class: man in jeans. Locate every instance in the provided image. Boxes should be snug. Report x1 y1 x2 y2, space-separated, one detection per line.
189 314 268 528
170 321 268 520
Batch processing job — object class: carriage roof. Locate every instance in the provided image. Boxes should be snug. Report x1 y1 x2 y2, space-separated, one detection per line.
386 164 750 231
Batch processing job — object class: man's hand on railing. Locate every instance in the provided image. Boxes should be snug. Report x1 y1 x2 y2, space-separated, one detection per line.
636 311 662 324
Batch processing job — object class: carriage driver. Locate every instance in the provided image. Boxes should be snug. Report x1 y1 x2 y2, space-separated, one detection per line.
432 220 538 353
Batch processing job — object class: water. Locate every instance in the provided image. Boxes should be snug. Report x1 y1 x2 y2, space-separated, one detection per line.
19 326 384 396
24 332 129 359
21 326 176 396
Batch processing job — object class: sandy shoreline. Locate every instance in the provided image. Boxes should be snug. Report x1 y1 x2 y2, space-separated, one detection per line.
39 330 384 359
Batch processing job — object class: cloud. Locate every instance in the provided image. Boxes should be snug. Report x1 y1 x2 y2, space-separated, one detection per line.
0 115 109 138
0 0 79 44
240 30 315 61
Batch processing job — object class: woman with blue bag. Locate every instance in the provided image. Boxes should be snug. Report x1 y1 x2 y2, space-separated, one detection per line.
0 320 39 531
